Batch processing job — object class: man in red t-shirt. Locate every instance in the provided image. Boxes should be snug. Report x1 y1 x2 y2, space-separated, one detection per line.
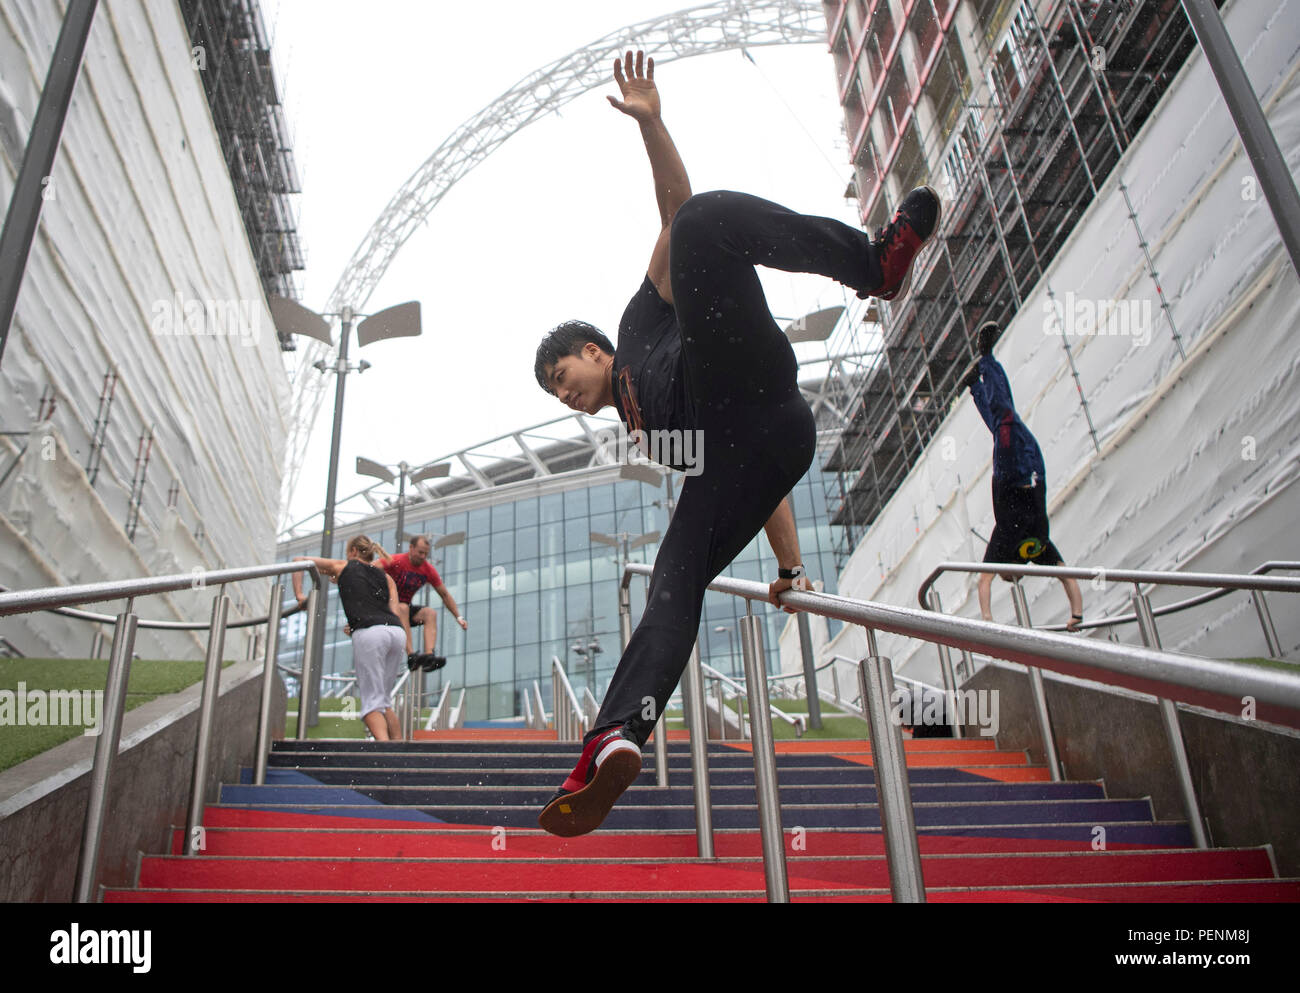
378 535 469 661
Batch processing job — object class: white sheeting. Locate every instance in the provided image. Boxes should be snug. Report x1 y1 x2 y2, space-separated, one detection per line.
817 0 1300 687
0 0 291 658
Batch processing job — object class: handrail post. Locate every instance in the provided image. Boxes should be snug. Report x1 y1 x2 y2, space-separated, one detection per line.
296 589 321 741
796 612 822 730
185 592 230 855
414 667 425 739
926 589 963 738
254 583 284 785
712 678 726 740
73 600 137 902
618 583 667 785
1250 590 1283 659
739 614 788 902
1132 588 1209 849
681 640 714 858
89 628 104 660
1009 580 1062 781
858 628 926 903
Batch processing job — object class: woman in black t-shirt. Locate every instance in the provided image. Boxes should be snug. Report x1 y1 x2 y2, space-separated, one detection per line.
293 536 407 740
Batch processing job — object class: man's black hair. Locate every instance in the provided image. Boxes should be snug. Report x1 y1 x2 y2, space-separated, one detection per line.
534 320 615 394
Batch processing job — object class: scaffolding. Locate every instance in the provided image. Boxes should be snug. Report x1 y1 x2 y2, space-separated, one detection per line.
180 0 304 342
823 0 1212 566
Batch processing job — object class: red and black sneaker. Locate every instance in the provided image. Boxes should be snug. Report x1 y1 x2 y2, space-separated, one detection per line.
866 186 943 302
538 725 642 837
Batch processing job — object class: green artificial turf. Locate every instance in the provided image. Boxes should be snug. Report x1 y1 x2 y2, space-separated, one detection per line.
0 658 233 772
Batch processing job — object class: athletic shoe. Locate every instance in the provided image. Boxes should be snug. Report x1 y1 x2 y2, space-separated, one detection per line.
538 724 642 837
977 320 1001 356
864 186 943 302
407 653 446 672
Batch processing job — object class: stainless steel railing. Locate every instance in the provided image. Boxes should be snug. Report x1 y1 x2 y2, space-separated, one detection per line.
699 661 806 737
621 560 1300 903
917 560 1300 647
550 656 587 742
917 560 1300 844
0 561 324 902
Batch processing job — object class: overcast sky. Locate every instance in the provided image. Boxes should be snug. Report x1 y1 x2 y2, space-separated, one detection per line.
264 1 860 532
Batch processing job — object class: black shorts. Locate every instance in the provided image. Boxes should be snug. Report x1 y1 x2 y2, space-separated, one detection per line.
984 478 1064 566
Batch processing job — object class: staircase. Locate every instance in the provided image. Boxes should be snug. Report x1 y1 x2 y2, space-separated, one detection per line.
103 729 1300 902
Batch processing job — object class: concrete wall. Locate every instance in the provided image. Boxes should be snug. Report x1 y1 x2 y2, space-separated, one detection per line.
964 661 1300 875
0 658 286 902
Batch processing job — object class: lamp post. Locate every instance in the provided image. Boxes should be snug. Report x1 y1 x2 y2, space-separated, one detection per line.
356 458 451 551
271 296 422 726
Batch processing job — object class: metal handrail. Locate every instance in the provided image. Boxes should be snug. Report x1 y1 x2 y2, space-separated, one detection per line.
818 653 950 719
0 581 311 631
425 682 452 731
550 656 586 741
0 562 321 617
917 560 1299 644
0 561 324 902
699 661 805 736
621 560 1300 903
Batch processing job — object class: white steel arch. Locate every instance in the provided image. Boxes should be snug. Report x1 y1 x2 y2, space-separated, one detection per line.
281 0 826 522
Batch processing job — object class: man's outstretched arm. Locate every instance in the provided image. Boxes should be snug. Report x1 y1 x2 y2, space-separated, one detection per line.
608 50 691 301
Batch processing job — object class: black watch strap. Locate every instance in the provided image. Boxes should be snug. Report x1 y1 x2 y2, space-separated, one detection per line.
778 565 806 580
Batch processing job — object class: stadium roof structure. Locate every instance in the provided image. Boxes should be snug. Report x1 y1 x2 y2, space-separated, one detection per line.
278 0 829 527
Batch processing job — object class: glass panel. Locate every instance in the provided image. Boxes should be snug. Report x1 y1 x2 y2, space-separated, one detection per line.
467 506 490 538
515 497 539 527
515 591 540 643
515 525 539 560
539 492 563 523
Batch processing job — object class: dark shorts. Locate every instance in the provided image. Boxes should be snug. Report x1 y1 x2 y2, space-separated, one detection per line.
405 604 435 626
984 479 1064 566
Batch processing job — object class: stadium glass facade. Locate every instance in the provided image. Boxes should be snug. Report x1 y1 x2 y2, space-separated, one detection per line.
278 454 841 724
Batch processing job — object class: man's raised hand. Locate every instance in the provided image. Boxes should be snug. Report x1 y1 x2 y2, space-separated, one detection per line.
608 50 660 123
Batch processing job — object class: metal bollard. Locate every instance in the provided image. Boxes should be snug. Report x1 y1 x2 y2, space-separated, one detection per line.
681 641 714 858
296 589 320 741
926 589 963 738
1251 590 1283 659
858 629 926 903
185 593 230 855
796 612 822 730
74 602 138 902
740 615 788 903
254 583 284 785
1132 588 1208 849
1009 581 1062 781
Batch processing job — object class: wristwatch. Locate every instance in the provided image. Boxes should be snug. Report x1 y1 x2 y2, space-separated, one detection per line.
778 565 806 581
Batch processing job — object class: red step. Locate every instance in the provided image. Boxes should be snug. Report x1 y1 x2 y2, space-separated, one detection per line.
104 878 1300 904
130 848 1280 893
171 824 1181 859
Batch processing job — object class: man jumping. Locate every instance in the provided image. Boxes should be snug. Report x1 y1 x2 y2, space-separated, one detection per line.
532 51 941 836
376 535 469 671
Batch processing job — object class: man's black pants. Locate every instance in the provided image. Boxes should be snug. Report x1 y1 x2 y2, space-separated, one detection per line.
592 191 877 746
